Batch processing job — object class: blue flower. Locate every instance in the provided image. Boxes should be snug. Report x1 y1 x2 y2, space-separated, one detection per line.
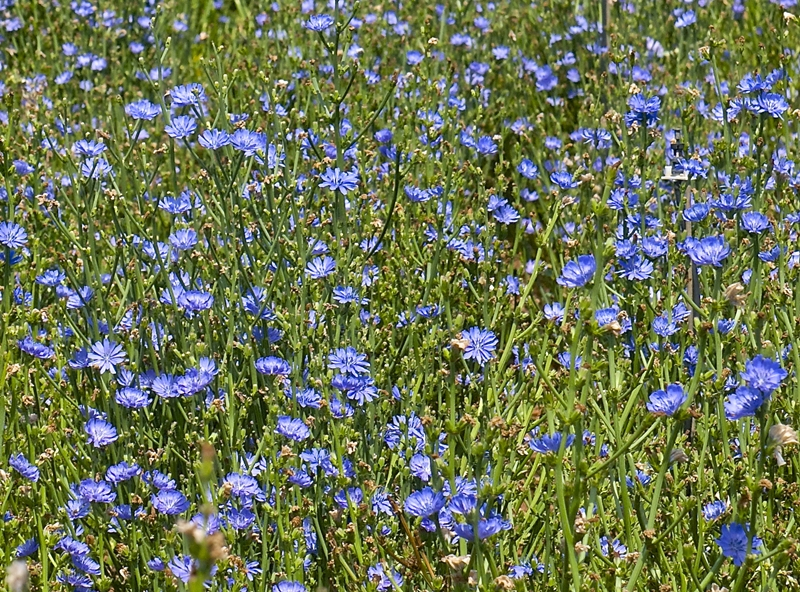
16 538 38 558
557 255 596 288
625 93 661 127
169 229 198 251
550 170 579 190
231 129 266 156
409 453 431 481
36 268 66 287
595 307 618 328
178 290 214 312
275 416 311 442
684 203 710 222
56 535 90 556
404 487 446 517
115 387 151 409
738 73 770 94
557 351 582 369
9 453 39 482
716 523 761 566
600 536 627 559
152 489 190 515
618 254 654 281
384 413 426 453
0 221 27 249
476 136 498 156
80 157 113 179
367 563 404 591
544 302 565 323
508 561 534 579
453 515 511 541
675 9 696 28
256 356 292 376
741 355 787 395
740 211 771 234
529 432 575 454
724 386 764 420
223 473 263 499
461 327 498 366
125 99 162 120
406 50 424 66
78 479 116 503
106 461 141 484
703 500 728 522
73 554 101 575
652 315 679 337
328 347 370 376
493 204 520 224
170 83 207 107
168 555 217 585
198 128 230 150
646 384 687 416
334 487 363 509
320 167 359 194
303 14 334 31
164 115 197 139
517 158 539 180
273 582 308 592
754 92 789 119
683 236 731 267
84 418 118 448
88 338 127 375
305 256 336 279
147 558 165 571
17 336 54 359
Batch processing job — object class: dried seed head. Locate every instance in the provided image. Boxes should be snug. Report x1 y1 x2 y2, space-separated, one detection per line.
769 423 799 467
724 283 747 307
176 519 206 545
468 570 479 587
450 337 469 351
670 448 689 464
206 532 228 562
6 560 29 592
574 513 587 534
441 554 470 570
494 575 515 590
769 423 799 447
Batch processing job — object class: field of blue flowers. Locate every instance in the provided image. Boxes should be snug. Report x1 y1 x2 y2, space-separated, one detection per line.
2 0 800 590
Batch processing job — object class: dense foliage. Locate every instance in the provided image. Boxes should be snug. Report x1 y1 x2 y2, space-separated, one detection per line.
1 0 800 590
